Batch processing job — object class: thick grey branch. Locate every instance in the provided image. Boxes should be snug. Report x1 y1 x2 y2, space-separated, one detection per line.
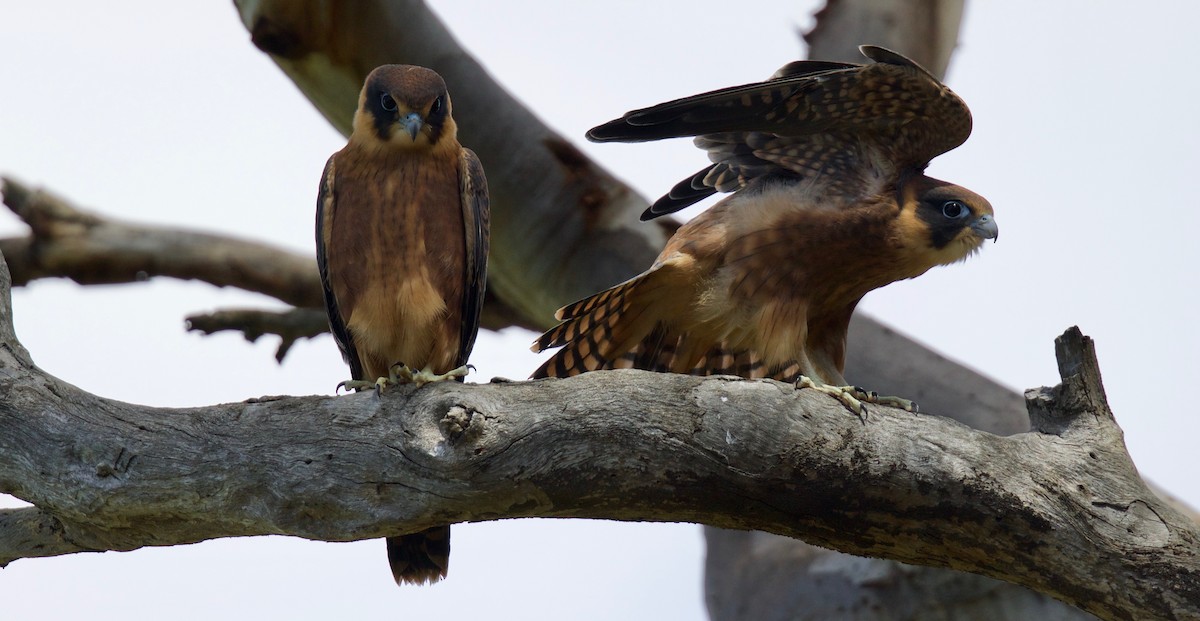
0 250 1198 620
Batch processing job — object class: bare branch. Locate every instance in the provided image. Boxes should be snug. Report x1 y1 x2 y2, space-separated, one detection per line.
184 307 329 362
0 507 86 562
0 176 322 308
805 0 966 74
0 242 1195 620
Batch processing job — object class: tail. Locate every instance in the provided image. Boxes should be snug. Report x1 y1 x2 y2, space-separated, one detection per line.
531 268 669 378
387 526 450 585
686 346 803 381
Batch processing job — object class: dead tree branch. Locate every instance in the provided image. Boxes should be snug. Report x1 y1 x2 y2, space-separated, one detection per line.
0 176 322 308
184 307 329 362
0 249 1195 621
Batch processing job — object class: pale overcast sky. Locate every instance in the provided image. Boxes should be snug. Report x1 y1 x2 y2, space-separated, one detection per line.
1 2 1197 619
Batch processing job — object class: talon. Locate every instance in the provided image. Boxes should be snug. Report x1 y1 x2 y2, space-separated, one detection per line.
388 363 415 384
337 378 380 393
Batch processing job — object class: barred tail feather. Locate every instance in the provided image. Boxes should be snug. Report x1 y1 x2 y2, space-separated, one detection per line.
532 270 666 378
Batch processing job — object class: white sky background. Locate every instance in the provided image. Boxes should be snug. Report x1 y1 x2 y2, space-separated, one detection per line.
1 1 1198 619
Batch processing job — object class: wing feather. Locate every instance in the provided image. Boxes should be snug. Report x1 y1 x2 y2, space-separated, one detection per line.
456 148 490 369
531 264 675 378
315 154 365 380
589 46 972 219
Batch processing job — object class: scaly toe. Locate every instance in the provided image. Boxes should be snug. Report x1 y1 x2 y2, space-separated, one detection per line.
794 375 868 419
411 364 473 386
840 385 918 413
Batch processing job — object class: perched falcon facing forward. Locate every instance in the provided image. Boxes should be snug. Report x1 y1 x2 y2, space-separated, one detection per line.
317 65 489 584
532 46 996 411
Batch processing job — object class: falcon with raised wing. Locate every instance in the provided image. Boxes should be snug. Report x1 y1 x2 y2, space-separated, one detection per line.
532 46 995 412
317 65 489 584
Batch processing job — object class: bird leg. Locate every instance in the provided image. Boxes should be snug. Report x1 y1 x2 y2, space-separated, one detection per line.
793 376 918 419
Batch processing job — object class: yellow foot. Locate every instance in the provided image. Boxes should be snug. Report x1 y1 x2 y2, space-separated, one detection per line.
844 386 918 413
793 376 918 418
335 364 473 394
388 363 473 386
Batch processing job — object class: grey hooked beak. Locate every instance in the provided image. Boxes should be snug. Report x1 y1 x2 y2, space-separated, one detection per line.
401 112 423 140
971 214 999 242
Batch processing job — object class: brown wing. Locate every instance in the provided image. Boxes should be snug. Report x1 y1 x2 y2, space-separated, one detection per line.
455 147 490 368
588 45 972 219
533 285 806 381
315 154 365 380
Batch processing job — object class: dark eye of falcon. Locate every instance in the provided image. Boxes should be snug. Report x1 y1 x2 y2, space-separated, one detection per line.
380 93 397 112
430 96 444 115
941 200 969 219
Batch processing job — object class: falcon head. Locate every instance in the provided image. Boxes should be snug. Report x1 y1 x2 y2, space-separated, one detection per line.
353 65 456 149
898 176 998 268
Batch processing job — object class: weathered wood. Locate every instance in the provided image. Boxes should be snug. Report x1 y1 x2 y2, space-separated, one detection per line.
806 0 965 75
0 250 1196 620
183 307 329 362
0 177 322 309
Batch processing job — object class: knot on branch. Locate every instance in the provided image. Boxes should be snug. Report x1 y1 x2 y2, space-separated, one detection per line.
440 406 476 443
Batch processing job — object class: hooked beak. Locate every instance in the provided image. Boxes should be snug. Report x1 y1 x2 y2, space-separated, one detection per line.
401 112 423 140
971 214 999 242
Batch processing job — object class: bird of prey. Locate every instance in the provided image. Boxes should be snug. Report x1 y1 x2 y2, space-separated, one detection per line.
317 65 489 584
531 46 996 412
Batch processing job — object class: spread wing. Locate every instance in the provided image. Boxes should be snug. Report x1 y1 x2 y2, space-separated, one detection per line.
587 45 972 220
315 154 364 380
456 147 490 368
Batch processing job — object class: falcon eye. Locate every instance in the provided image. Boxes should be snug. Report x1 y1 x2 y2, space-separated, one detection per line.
379 93 397 112
430 96 444 114
941 200 969 219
